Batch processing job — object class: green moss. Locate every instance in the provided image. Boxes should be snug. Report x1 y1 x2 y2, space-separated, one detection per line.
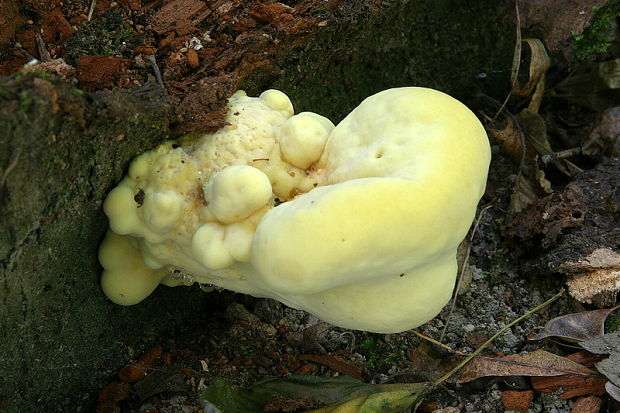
573 0 620 61
63 8 142 65
359 336 401 372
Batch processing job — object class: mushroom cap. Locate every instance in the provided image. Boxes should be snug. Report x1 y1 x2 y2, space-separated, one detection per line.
99 87 490 332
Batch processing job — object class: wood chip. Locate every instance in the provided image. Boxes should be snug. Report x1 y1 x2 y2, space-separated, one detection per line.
298 354 363 381
150 0 209 35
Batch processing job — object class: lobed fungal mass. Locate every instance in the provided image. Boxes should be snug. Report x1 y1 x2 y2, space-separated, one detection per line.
99 87 491 333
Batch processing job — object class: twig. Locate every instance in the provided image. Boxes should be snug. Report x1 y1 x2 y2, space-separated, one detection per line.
88 0 97 21
35 33 52 62
410 330 466 356
432 289 565 387
1 149 21 186
147 55 165 89
439 202 494 342
540 147 582 165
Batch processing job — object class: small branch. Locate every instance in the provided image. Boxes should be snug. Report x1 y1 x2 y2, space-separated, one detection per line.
87 0 97 21
1 149 21 186
540 147 582 165
147 55 165 89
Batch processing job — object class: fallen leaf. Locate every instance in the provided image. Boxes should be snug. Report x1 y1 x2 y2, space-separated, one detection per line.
452 350 596 383
486 115 525 165
529 305 620 342
580 331 620 387
200 375 429 413
308 390 419 413
511 39 550 113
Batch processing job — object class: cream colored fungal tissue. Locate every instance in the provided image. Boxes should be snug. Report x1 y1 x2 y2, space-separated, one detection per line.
99 87 491 333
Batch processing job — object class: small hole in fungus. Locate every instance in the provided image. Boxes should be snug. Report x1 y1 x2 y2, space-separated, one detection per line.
375 153 383 159
399 273 405 277
134 189 145 207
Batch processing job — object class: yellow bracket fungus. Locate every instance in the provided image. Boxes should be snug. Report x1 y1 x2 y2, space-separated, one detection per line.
99 87 491 333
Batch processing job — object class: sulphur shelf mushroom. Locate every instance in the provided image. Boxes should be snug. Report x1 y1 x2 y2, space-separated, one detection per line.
99 87 491 333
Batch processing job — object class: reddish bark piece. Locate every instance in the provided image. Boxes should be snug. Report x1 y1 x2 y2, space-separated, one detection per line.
77 56 133 89
41 8 75 45
247 2 293 24
298 354 363 381
502 390 533 412
98 381 131 402
187 49 200 68
150 0 209 35
531 374 607 399
566 351 607 368
571 396 603 413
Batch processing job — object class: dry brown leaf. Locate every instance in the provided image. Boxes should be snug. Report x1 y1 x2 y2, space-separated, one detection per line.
451 349 596 384
511 39 550 113
530 305 620 342
487 116 525 164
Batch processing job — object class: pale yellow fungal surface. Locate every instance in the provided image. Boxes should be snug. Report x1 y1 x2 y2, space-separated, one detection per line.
99 87 491 333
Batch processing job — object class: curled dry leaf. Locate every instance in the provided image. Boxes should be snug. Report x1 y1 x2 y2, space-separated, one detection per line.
511 39 550 113
486 116 525 164
450 349 596 384
529 305 620 342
